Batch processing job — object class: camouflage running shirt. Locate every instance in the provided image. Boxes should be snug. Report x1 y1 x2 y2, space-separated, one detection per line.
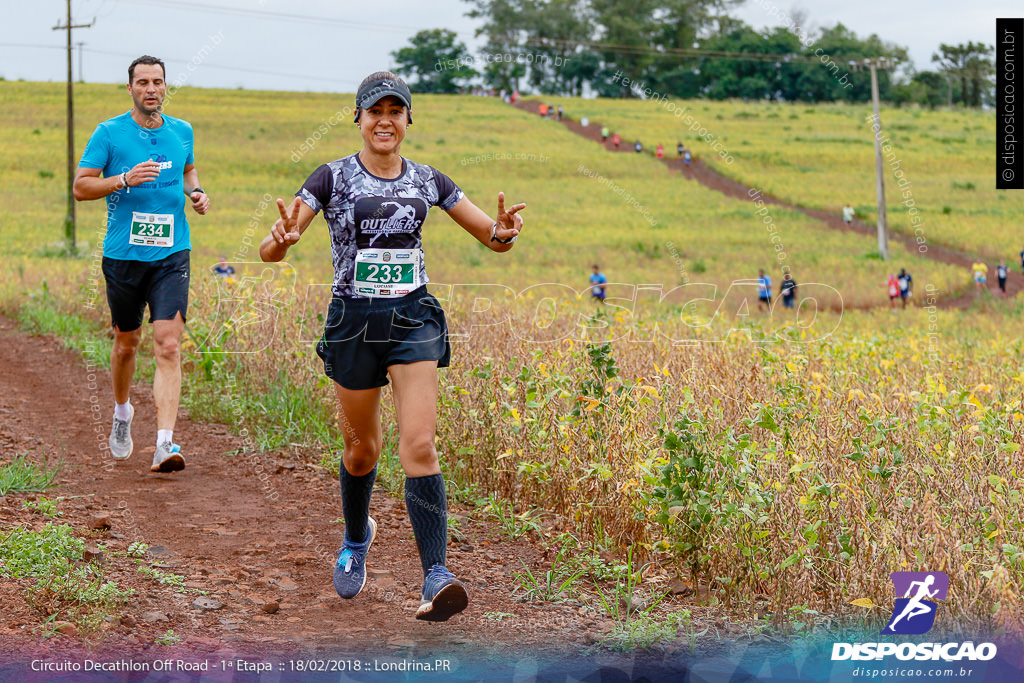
297 154 464 297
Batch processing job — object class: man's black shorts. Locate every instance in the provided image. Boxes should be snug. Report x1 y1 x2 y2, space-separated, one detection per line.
102 249 190 332
316 286 451 390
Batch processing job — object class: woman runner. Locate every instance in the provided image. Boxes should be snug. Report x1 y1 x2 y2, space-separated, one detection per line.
260 72 525 621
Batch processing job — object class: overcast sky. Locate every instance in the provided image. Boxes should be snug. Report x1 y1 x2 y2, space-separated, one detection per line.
0 0 1016 93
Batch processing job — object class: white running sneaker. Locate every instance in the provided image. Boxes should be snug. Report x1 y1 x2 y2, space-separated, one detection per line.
109 405 134 460
151 441 185 473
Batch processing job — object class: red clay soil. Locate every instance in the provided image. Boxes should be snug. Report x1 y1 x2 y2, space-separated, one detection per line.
513 99 1021 308
0 316 729 678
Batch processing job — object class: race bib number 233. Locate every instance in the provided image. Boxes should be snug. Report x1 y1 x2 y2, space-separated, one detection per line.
354 249 420 297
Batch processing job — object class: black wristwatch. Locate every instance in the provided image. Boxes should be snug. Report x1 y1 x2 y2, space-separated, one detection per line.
190 187 205 195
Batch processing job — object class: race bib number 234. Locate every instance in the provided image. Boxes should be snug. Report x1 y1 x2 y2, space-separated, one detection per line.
129 212 174 248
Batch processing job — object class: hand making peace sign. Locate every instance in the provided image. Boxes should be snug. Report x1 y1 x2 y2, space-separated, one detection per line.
493 191 526 243
271 197 304 246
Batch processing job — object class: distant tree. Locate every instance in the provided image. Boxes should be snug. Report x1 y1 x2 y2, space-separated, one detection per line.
932 42 993 107
520 0 595 95
392 29 478 94
464 0 736 97
890 70 947 108
788 24 906 103
693 20 906 103
696 21 800 100
464 0 529 92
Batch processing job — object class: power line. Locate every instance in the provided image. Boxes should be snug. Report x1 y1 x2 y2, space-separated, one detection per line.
0 42 67 51
119 0 458 38
0 44 358 87
80 46 360 87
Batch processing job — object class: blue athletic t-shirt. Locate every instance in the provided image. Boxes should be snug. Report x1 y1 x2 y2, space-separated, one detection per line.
79 111 194 261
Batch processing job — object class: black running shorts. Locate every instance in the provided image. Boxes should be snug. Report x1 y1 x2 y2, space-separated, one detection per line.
316 286 451 390
102 249 190 332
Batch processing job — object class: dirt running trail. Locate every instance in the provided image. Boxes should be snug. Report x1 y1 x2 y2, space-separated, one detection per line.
513 99 1021 307
0 316 709 675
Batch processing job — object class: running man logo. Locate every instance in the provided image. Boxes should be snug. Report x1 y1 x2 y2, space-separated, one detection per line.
354 197 427 248
881 571 949 635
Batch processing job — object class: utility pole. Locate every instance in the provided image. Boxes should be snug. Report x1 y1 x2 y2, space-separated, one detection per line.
52 0 92 254
855 57 896 261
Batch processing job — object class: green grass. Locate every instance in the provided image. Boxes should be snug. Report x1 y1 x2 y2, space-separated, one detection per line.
22 496 62 518
17 283 112 368
0 453 59 496
0 522 131 634
599 610 699 653
0 523 83 576
513 547 587 603
155 629 181 646
485 495 542 540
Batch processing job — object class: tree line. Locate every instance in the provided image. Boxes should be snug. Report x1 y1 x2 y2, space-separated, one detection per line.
390 0 994 107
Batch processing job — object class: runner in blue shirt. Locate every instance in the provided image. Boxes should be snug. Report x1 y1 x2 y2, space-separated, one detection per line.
260 71 525 622
213 255 235 279
757 269 772 312
74 56 210 473
589 264 607 302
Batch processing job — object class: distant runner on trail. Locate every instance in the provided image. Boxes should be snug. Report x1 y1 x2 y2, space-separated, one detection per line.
589 264 608 302
887 273 900 309
897 268 912 308
779 272 797 309
997 260 1008 296
612 132 621 150
635 140 643 153
601 126 609 142
656 143 665 158
677 141 684 157
757 269 772 312
73 55 210 473
842 203 855 225
972 259 988 292
260 71 524 622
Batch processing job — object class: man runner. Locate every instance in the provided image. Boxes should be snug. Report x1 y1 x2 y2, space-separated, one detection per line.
74 55 210 472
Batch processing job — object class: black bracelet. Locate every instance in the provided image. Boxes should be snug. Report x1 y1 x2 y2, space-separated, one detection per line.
490 222 517 244
190 187 205 195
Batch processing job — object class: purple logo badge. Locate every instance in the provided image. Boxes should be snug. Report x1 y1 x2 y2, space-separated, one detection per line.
881 572 949 635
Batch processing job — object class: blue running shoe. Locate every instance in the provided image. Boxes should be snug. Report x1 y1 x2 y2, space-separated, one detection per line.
333 517 377 599
415 564 468 622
